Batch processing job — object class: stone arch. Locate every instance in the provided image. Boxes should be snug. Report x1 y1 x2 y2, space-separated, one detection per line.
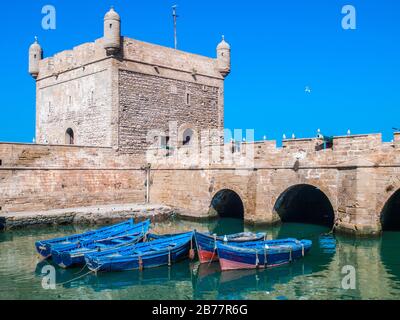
65 128 75 145
182 128 194 146
273 183 336 227
209 188 246 219
380 188 400 231
178 123 198 147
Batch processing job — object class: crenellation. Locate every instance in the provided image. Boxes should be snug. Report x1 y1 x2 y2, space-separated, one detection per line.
38 39 107 79
333 133 382 152
394 132 400 148
122 37 222 79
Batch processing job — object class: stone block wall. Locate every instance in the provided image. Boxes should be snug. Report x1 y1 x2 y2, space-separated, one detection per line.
0 143 146 213
148 133 400 236
118 69 223 154
2 132 400 236
36 58 114 147
332 134 382 155
34 36 225 154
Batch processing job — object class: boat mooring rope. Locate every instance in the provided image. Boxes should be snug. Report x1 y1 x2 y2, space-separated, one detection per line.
255 250 260 268
208 234 218 266
56 267 99 287
264 246 268 266
189 238 195 260
139 256 144 271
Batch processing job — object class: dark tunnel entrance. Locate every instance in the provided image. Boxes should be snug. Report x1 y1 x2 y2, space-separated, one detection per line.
274 184 335 227
210 189 244 220
381 190 400 231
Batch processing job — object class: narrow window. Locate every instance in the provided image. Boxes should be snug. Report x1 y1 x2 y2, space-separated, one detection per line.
186 93 191 105
0 159 2 166
183 129 194 146
110 23 113 29
161 136 170 150
65 128 75 145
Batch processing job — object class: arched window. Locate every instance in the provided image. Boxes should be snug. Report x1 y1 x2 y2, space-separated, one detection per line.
65 128 75 145
182 128 194 146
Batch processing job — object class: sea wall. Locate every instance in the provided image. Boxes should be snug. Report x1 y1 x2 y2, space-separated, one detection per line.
0 143 146 214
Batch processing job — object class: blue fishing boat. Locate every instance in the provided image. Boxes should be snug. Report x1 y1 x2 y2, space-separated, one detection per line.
85 232 195 273
194 231 266 264
216 238 312 271
35 219 137 259
51 220 151 268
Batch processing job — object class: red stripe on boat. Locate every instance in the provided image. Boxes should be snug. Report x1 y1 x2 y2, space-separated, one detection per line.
219 258 256 271
267 261 289 269
198 249 219 264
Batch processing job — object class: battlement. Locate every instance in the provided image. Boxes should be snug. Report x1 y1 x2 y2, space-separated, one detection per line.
38 39 107 79
394 132 400 147
0 142 143 168
282 138 319 152
36 36 221 80
146 132 399 169
122 37 222 79
332 133 382 151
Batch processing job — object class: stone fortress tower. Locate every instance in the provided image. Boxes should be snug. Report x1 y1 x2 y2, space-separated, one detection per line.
28 7 230 154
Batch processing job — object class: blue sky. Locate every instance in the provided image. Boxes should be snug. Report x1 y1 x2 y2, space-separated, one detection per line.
1 0 399 143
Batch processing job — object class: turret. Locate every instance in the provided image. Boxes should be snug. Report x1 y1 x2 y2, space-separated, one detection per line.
29 36 43 79
103 7 121 55
217 36 231 78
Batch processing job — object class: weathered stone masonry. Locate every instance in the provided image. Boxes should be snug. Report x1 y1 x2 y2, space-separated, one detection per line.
1 8 399 236
0 143 147 213
118 70 221 154
149 133 400 236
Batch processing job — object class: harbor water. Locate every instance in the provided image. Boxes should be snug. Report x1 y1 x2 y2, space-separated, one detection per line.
1 217 400 300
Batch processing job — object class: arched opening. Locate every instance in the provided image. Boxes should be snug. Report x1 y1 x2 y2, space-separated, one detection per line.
182 128 194 146
65 128 74 145
209 189 244 220
381 190 400 231
274 184 335 227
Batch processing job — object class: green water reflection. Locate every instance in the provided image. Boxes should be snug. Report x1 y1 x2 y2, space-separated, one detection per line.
1 218 400 300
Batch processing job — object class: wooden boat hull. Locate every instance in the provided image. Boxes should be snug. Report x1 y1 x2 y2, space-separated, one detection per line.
217 239 312 271
85 232 195 273
35 219 136 259
51 220 151 268
194 231 266 264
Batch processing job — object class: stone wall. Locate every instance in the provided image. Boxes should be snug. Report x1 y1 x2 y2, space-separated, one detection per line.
148 133 400 236
34 36 225 153
0 143 146 213
2 132 400 236
118 69 223 154
36 58 114 147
